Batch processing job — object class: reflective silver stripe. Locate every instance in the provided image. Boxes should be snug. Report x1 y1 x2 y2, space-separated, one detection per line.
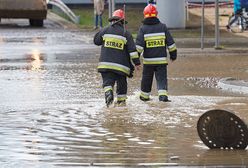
168 43 176 49
104 86 113 92
144 33 166 41
143 57 167 62
117 94 127 98
144 33 165 38
168 43 177 52
130 51 139 59
98 62 130 74
140 91 150 99
143 57 167 65
103 34 127 43
136 45 144 53
130 51 138 56
99 62 130 71
158 90 168 96
117 94 127 101
141 91 150 96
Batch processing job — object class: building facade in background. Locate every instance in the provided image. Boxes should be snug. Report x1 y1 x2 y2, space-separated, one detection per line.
61 0 230 4
62 0 146 4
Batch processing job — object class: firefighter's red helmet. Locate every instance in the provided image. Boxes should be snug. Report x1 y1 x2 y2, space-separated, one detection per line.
113 9 125 20
108 9 125 22
143 4 158 18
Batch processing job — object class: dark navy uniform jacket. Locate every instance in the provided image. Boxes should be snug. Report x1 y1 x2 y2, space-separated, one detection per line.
94 23 140 77
136 18 177 65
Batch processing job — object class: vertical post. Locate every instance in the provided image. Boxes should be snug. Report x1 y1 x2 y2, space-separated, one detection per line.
111 0 115 13
108 0 115 24
186 0 189 21
108 0 112 19
201 0 205 50
215 0 220 49
123 0 126 33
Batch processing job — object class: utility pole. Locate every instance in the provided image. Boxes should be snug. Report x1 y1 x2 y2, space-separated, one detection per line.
215 0 221 49
201 0 205 50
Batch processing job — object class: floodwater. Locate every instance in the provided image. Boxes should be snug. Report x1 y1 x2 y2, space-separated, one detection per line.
0 19 248 167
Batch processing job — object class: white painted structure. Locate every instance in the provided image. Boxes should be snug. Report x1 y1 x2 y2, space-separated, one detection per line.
157 0 186 28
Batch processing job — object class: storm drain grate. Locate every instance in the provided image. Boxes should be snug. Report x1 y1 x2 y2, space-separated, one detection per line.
197 109 248 149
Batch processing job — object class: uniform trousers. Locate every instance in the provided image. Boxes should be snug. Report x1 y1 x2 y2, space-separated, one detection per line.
141 65 168 94
101 72 127 98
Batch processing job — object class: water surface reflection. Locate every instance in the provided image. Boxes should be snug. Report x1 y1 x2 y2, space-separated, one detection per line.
0 33 248 167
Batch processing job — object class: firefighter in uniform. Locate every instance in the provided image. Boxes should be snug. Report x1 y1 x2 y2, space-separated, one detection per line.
94 9 140 107
136 4 177 102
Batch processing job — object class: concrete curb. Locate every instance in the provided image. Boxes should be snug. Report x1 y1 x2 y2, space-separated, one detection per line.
218 77 248 95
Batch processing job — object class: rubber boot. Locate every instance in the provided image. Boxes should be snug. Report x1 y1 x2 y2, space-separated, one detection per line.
139 96 150 102
105 90 113 107
159 95 169 102
116 100 126 107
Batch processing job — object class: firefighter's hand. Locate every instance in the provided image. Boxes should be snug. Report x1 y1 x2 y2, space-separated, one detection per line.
170 58 176 62
135 65 141 71
170 56 176 62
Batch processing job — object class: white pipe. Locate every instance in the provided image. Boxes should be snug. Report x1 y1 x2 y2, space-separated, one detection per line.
48 0 80 24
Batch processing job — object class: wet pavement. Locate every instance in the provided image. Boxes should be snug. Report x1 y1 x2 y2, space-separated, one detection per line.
0 16 248 167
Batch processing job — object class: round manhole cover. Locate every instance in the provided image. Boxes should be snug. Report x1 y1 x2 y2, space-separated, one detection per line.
197 109 248 149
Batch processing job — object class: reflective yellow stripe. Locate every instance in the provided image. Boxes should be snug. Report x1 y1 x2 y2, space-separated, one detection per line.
117 95 127 101
98 65 130 74
168 43 177 52
98 62 130 75
158 90 168 96
131 55 139 59
144 13 157 18
168 46 176 52
143 57 168 65
140 91 150 99
104 86 113 92
117 97 127 101
144 35 166 41
103 34 127 42
130 52 139 59
143 61 167 64
144 33 166 41
144 33 166 48
136 45 144 53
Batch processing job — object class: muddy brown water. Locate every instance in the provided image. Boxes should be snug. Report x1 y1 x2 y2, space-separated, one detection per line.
0 19 248 167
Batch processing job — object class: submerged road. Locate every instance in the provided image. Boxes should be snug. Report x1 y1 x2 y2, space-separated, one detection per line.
0 16 248 167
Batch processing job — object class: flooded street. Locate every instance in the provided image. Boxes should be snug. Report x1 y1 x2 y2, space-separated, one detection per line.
0 18 248 167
